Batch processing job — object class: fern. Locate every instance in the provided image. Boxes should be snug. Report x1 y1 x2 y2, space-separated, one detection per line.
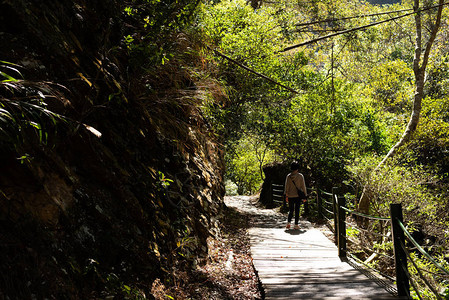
0 78 67 150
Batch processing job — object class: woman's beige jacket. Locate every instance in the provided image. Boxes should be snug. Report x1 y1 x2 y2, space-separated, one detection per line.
284 171 307 198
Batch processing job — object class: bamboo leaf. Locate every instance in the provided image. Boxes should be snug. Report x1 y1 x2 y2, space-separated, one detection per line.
0 71 18 82
1 65 23 79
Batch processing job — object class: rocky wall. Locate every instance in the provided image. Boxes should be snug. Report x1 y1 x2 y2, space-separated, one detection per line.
0 0 225 298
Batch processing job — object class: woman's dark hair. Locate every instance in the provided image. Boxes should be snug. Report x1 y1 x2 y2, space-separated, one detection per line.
290 161 300 171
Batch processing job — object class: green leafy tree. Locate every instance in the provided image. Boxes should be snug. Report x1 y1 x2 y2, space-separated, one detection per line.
123 0 201 68
226 136 274 194
358 0 445 212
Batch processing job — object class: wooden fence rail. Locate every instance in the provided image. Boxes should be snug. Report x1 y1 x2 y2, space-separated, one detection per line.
271 183 284 206
270 181 312 214
318 187 449 299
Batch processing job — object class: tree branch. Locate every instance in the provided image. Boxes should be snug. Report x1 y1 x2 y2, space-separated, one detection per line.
209 47 300 94
281 2 449 53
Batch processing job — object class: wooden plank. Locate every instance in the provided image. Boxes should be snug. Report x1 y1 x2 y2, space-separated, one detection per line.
264 283 397 300
224 196 399 300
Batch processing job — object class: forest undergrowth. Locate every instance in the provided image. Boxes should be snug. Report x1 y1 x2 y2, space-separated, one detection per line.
151 203 262 299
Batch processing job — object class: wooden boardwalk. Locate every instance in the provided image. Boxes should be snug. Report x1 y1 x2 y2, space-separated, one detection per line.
225 196 400 300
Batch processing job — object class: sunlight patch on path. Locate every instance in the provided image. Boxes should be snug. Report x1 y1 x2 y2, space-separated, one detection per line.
225 195 399 300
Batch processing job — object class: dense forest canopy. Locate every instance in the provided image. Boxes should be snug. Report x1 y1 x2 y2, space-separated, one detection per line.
199 0 449 211
198 0 449 295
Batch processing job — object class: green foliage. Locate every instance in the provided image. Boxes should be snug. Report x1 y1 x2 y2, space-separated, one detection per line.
426 54 449 99
198 4 449 297
346 156 439 221
0 60 22 82
408 252 449 300
225 179 239 196
225 136 274 195
346 226 360 239
0 78 66 152
158 171 174 189
267 79 393 188
122 0 201 69
198 0 301 140
198 0 416 190
366 60 414 113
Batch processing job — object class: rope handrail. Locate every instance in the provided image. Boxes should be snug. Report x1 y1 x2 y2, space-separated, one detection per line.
319 187 350 195
398 243 425 300
341 206 391 221
319 189 333 197
397 220 449 276
319 188 401 295
400 240 443 300
400 260 424 300
316 188 447 297
347 223 392 240
323 199 333 206
322 206 334 216
325 218 335 232
347 252 396 282
346 236 395 261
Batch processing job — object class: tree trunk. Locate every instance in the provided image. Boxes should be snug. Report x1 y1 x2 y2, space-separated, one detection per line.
357 0 444 213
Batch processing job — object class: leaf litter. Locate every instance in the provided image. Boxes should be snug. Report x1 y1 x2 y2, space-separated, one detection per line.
151 200 262 299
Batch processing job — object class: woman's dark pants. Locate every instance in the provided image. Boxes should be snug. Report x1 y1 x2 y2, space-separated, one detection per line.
288 197 301 225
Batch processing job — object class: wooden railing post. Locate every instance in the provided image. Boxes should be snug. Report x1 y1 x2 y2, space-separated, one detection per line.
280 182 286 208
390 203 410 298
332 187 338 242
317 188 323 219
337 195 347 259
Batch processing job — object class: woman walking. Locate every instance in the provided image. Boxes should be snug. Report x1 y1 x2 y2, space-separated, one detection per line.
284 161 307 230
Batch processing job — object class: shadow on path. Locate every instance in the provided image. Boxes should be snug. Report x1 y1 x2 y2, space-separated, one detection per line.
225 195 400 300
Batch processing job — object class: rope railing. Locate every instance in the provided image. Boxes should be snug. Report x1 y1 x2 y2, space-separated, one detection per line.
346 222 391 239
332 199 395 289
400 240 441 300
273 183 448 298
271 183 284 205
319 189 333 197
271 180 449 299
317 189 396 297
322 206 334 216
341 206 391 221
398 220 449 276
323 216 333 227
317 188 341 241
323 199 334 207
317 187 449 299
395 219 449 299
399 260 423 300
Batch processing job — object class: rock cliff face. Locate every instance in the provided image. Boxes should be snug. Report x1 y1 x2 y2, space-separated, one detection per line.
0 0 224 298
259 162 289 207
